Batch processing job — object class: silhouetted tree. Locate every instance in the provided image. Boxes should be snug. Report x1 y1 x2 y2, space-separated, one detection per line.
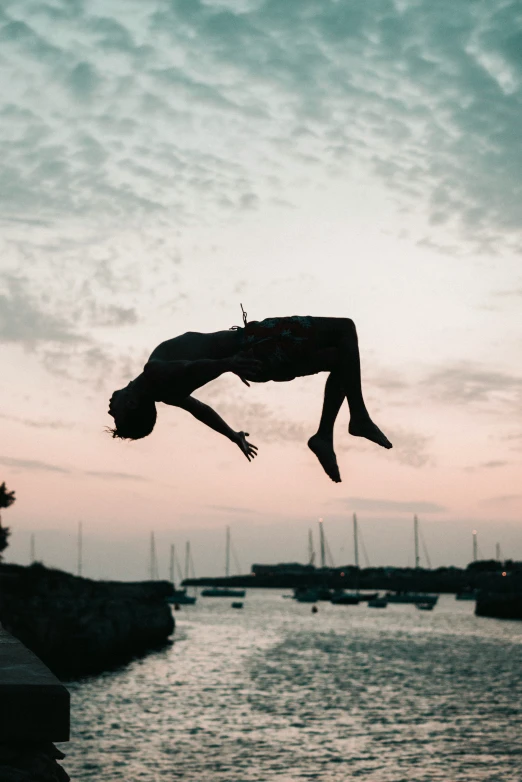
467 559 501 572
0 482 16 556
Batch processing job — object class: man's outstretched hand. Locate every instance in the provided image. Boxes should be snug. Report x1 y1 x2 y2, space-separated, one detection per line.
234 431 258 461
228 353 263 386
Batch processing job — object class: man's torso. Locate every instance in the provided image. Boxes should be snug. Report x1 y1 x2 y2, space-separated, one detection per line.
149 329 242 362
148 316 331 399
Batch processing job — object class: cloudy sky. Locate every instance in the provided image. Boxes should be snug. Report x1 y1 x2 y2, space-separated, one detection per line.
1 0 521 579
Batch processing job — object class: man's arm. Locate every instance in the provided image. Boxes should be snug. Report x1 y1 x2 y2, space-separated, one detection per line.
176 396 258 461
143 354 262 398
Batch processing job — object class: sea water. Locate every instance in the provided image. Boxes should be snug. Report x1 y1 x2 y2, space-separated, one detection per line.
61 591 522 781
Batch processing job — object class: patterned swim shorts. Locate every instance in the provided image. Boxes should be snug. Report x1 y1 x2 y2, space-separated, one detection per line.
240 315 317 382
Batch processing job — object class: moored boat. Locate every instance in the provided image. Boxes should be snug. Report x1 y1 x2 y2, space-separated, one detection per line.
202 527 246 599
167 543 197 605
317 588 335 601
385 592 439 605
202 587 246 598
166 589 197 605
355 592 379 602
330 592 360 605
456 589 478 601
293 587 319 603
368 597 388 608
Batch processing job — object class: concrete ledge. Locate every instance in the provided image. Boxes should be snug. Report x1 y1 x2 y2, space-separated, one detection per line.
0 628 70 742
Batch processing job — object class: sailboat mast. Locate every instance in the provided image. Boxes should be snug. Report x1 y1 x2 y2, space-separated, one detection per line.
185 541 190 582
169 544 175 584
78 521 83 577
353 513 359 569
414 515 420 569
472 530 478 562
308 529 314 565
225 526 230 578
318 518 326 569
30 533 35 564
150 531 158 580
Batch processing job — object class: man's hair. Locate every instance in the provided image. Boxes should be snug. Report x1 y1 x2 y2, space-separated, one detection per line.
108 398 157 441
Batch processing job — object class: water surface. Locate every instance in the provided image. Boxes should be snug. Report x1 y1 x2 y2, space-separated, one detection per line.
62 591 522 781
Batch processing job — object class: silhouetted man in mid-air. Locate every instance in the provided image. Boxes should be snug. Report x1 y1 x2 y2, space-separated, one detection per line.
108 312 392 482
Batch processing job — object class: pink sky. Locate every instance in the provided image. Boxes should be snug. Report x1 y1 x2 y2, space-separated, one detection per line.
1 0 521 578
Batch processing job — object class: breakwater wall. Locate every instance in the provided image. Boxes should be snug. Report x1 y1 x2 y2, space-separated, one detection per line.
184 565 522 594
0 626 70 781
0 563 175 678
476 591 522 620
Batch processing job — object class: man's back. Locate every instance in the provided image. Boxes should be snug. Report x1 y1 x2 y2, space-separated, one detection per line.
149 329 242 362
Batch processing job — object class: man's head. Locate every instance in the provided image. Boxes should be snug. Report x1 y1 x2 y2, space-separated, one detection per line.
108 383 157 440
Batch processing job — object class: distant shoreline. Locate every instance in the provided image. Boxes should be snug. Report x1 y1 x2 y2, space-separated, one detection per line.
183 559 522 595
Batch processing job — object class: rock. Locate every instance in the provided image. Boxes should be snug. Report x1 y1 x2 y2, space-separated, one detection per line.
0 564 175 678
0 742 69 782
475 591 522 620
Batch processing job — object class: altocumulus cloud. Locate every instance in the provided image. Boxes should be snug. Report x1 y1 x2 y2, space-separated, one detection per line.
479 494 522 507
2 0 522 389
83 470 149 482
0 274 82 343
0 0 521 248
0 455 70 473
0 455 149 482
425 362 522 411
0 412 73 430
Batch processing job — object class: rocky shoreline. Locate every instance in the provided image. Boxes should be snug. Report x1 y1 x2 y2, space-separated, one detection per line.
0 563 175 678
0 741 69 782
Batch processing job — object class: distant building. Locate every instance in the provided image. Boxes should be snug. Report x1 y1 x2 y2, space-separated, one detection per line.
251 562 316 576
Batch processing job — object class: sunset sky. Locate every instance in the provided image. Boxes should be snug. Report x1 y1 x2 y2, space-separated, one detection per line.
1 0 521 580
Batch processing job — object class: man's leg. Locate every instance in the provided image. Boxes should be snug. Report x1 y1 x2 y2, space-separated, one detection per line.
308 373 345 483
305 318 392 481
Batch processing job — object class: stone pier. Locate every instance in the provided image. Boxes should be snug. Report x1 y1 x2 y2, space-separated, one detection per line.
0 627 69 781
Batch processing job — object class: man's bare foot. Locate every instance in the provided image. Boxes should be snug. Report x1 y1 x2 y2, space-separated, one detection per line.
349 417 393 449
308 434 341 482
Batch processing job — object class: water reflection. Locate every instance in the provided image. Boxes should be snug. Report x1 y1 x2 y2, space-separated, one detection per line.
62 592 522 781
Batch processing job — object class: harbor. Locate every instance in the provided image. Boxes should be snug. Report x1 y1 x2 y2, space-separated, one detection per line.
0 513 520 780
60 589 522 781
181 519 522 617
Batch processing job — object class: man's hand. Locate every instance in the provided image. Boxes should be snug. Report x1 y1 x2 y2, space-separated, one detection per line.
227 353 263 386
234 431 258 461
